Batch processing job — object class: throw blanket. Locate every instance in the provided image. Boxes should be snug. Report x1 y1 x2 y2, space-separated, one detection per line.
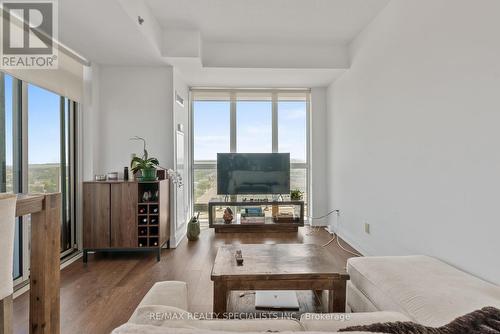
339 306 500 334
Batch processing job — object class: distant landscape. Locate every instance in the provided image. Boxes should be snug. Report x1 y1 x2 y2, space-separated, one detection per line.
4 163 61 193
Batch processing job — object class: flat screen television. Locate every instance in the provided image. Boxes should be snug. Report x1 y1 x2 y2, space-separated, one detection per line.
217 153 290 195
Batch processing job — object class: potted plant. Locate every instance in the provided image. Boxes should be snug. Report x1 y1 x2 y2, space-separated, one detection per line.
130 136 159 181
290 189 303 201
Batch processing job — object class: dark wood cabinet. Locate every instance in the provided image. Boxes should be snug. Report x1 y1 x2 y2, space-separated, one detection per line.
110 182 138 248
83 180 170 262
83 183 110 248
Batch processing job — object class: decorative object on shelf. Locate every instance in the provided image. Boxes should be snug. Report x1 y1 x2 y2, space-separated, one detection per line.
156 167 183 188
208 198 305 233
124 167 129 181
235 249 244 265
107 172 118 180
290 189 303 201
94 174 106 181
157 169 165 180
223 207 233 224
187 212 201 241
142 191 151 203
130 136 159 181
147 190 159 202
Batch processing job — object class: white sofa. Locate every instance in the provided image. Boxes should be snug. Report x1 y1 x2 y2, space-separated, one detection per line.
111 281 408 333
346 255 500 326
112 255 500 333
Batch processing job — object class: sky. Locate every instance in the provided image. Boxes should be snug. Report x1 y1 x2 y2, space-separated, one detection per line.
4 74 62 166
193 100 307 162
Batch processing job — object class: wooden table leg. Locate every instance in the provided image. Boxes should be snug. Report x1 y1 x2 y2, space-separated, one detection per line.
213 281 227 318
0 295 13 334
328 279 347 312
30 194 61 334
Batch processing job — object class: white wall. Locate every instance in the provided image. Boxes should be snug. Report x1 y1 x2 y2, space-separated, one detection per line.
97 66 174 174
82 63 101 182
310 88 328 225
82 64 194 248
326 0 500 284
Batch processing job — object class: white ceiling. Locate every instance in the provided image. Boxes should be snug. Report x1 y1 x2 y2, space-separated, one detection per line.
58 0 389 87
59 0 164 65
147 0 389 44
170 58 346 88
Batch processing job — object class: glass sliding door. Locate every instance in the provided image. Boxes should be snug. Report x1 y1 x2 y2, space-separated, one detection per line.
28 84 61 193
27 84 76 253
1 72 79 286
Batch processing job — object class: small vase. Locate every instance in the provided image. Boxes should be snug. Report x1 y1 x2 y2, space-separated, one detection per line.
187 216 200 241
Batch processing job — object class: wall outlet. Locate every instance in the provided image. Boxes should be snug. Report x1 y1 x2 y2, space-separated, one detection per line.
364 222 370 234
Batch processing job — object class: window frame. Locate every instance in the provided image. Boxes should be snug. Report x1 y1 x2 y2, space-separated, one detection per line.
190 89 311 221
1 71 80 286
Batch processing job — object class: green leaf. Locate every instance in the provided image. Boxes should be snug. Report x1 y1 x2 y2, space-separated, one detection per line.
148 158 159 166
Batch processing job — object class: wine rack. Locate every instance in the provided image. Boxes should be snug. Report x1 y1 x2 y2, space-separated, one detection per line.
137 182 162 251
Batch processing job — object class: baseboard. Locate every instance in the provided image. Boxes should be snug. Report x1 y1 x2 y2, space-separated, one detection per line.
61 251 83 269
328 225 371 256
171 224 187 248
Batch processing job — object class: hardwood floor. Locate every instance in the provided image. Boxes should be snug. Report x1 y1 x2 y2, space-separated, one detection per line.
13 226 358 334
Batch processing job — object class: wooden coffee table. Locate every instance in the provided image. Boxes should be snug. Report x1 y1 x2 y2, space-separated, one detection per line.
211 244 349 317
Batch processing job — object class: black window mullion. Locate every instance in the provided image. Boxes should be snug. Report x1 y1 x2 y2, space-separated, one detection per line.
60 96 68 252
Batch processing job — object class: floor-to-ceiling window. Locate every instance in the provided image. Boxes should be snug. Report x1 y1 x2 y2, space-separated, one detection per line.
192 89 310 221
27 85 76 254
192 94 231 218
236 92 273 153
278 94 309 210
1 73 23 280
0 71 79 284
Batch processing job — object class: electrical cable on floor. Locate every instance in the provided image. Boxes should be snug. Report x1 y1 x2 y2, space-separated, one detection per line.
307 209 340 220
322 233 362 257
305 209 340 235
318 210 363 257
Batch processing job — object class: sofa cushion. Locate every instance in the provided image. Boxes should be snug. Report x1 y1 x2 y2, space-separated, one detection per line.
346 281 378 313
186 319 303 332
347 255 500 326
112 323 380 333
300 311 410 332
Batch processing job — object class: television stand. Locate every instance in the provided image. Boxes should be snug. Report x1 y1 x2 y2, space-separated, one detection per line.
208 197 304 233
